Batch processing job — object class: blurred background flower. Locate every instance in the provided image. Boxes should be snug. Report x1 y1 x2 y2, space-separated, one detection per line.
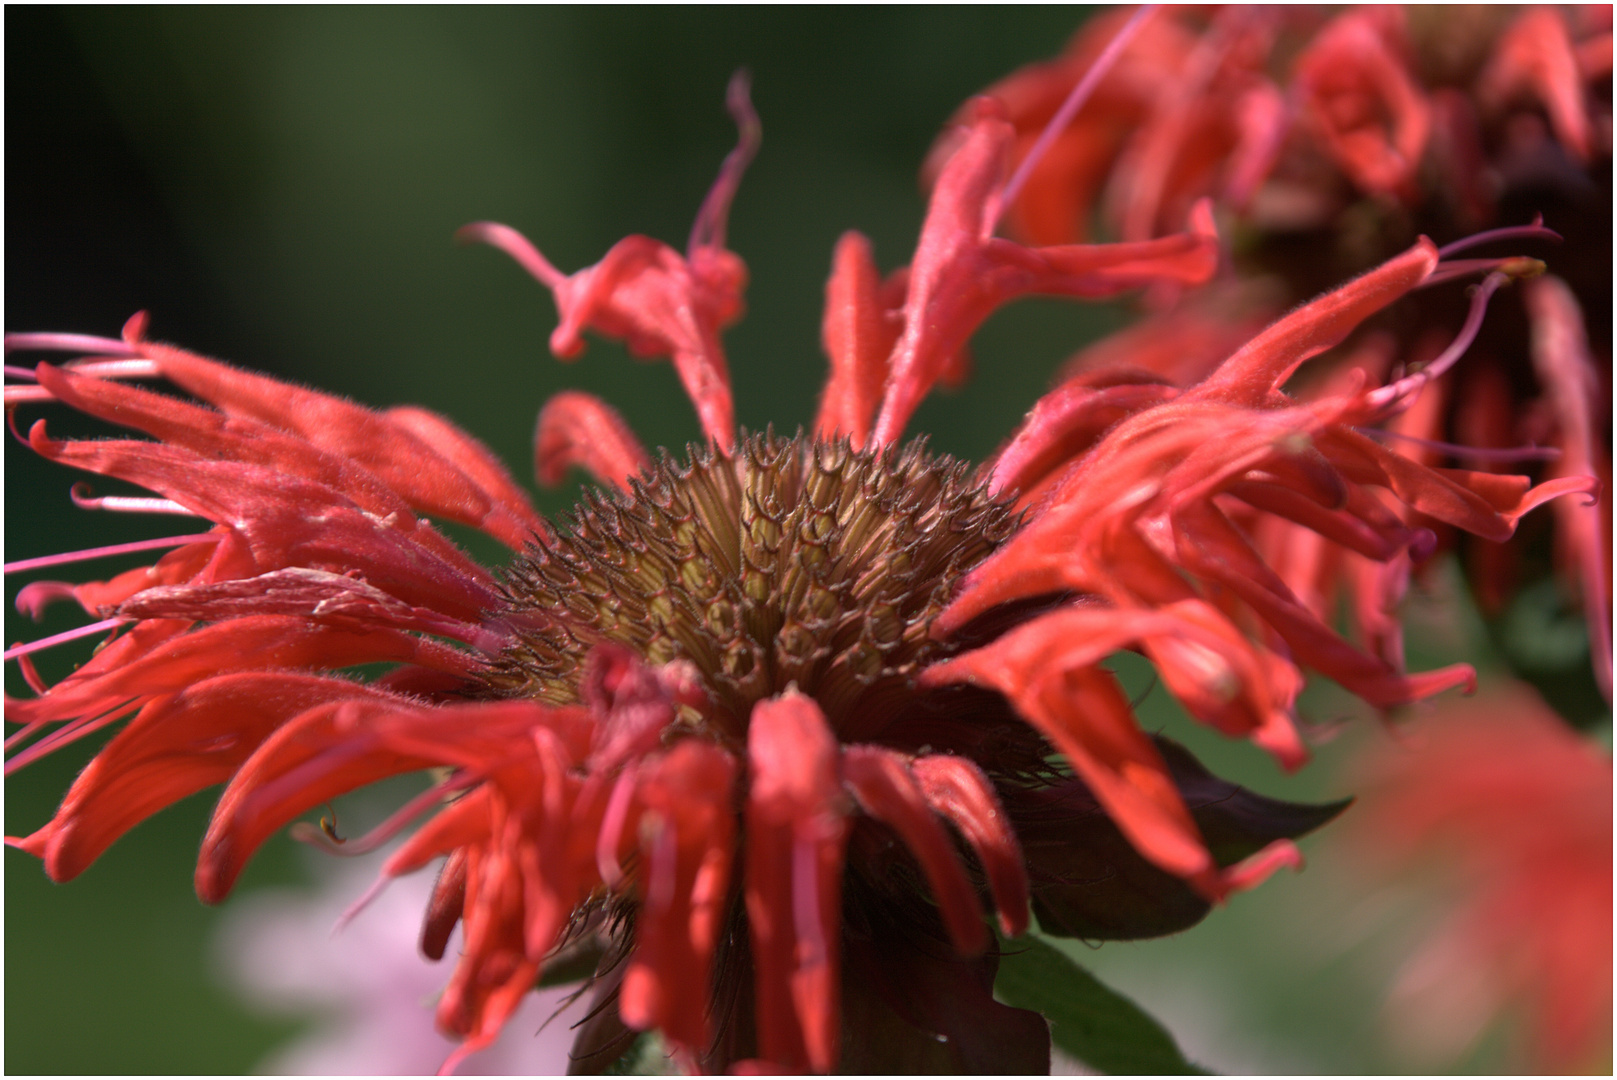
215 840 583 1075
1331 680 1612 1074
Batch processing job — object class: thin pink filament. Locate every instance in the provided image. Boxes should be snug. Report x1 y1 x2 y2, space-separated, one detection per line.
5 532 220 575
998 4 1158 221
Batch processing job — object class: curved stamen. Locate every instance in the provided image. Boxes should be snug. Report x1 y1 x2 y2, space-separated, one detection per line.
1359 428 1563 464
5 332 138 357
1436 216 1560 259
998 4 1158 222
3 617 131 663
1422 255 1545 289
3 699 140 775
71 484 202 517
4 718 51 752
4 532 220 575
1365 271 1509 418
689 68 761 257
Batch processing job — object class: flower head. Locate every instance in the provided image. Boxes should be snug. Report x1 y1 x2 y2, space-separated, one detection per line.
4 42 1593 1077
954 4 1613 701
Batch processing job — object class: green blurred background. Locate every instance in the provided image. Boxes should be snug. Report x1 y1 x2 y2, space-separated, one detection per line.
4 6 1590 1074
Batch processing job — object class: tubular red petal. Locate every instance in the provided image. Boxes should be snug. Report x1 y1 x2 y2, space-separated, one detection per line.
1191 238 1437 405
421 848 470 961
870 108 1010 448
814 231 896 449
549 233 741 452
1480 8 1593 162
197 698 585 902
1216 838 1303 894
456 221 568 288
688 69 761 258
196 703 433 903
111 568 488 646
32 362 403 517
7 615 472 733
1170 500 1479 709
911 754 1029 937
745 691 849 1074
618 740 737 1055
842 745 988 955
533 390 650 492
1524 275 1611 701
873 96 1217 448
382 405 550 546
988 380 1178 497
384 786 494 878
28 420 501 621
1323 427 1595 542
1293 10 1431 199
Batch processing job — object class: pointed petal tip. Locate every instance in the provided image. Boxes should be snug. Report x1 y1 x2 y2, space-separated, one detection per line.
121 311 149 347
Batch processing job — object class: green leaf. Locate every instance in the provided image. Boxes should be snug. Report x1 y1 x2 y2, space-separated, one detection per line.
994 933 1208 1075
602 1030 679 1076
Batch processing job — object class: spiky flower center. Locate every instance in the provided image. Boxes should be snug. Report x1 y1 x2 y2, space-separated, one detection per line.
490 432 1019 739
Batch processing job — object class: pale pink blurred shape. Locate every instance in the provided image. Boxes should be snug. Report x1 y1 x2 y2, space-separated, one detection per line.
1343 682 1613 1073
216 856 583 1075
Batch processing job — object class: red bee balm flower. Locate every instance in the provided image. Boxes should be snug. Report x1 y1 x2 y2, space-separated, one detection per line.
4 70 1591 1073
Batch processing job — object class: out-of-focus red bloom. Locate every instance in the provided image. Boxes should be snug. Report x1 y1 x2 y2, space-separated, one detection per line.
949 4 1613 703
1339 682 1612 1073
2 51 1594 1080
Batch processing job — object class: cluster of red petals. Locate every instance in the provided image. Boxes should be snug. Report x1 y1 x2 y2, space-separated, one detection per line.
1339 683 1612 1073
955 5 1613 244
921 239 1595 899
